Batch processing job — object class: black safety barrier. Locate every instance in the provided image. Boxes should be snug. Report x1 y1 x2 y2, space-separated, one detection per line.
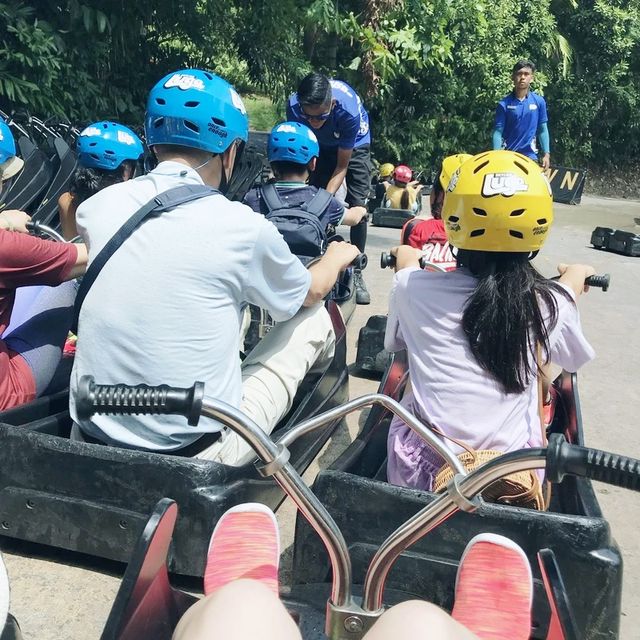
544 166 587 205
591 227 640 257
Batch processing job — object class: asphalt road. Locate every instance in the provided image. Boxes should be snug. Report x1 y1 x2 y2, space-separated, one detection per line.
1 194 639 639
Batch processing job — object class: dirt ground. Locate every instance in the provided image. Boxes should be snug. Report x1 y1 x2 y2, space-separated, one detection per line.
1 194 639 639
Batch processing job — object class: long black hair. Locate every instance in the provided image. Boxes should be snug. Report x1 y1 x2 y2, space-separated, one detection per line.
430 163 445 219
458 250 574 394
69 160 137 205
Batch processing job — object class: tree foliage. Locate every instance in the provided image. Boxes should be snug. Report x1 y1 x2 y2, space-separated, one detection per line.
0 0 638 169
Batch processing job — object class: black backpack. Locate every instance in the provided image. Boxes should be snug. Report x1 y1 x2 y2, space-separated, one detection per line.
260 183 333 264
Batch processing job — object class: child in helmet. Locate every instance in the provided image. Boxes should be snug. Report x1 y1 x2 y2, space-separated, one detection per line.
58 121 144 240
398 154 472 270
0 118 87 410
243 121 367 262
385 150 595 492
378 162 394 187
384 165 422 212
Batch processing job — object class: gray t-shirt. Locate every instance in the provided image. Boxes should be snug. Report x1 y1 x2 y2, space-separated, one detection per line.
69 161 311 451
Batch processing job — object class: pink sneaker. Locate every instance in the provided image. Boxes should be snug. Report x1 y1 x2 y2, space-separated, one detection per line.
452 533 533 640
203 503 280 597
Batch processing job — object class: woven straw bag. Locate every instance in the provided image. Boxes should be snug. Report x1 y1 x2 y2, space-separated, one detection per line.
432 447 546 510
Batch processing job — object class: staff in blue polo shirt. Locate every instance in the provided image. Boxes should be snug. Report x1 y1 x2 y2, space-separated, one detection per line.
492 60 551 170
287 72 372 304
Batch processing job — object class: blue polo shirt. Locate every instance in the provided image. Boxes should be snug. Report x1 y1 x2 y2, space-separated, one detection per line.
494 91 548 160
287 80 371 150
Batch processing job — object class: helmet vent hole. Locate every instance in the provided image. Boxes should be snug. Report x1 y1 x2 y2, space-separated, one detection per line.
184 101 200 108
211 117 226 127
184 120 200 133
537 218 547 225
510 209 525 217
448 216 459 223
514 161 529 174
105 150 115 155
475 152 490 161
153 117 164 129
155 98 167 106
509 230 524 239
204 72 213 80
470 229 485 238
472 208 487 216
473 160 490 173
102 123 109 129
88 142 97 147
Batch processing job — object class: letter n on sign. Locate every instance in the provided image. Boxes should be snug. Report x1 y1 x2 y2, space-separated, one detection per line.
545 166 587 205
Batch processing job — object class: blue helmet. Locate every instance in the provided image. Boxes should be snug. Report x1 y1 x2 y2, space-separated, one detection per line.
0 119 17 164
77 121 144 170
0 119 24 180
145 70 249 153
267 121 319 165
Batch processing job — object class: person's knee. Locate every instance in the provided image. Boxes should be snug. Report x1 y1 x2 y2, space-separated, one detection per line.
367 601 471 639
173 580 299 640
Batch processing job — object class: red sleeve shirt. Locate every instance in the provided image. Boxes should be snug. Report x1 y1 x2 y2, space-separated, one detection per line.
0 231 78 409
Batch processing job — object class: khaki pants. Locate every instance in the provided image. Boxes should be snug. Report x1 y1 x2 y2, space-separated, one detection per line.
194 303 335 466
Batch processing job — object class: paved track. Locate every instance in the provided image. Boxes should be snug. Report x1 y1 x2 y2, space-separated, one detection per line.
1 195 639 638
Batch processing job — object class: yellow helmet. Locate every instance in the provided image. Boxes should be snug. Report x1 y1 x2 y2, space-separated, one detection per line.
439 153 472 189
442 150 553 253
379 162 395 179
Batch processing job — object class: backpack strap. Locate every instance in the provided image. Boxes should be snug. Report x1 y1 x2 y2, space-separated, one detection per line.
72 183 219 332
260 182 286 213
303 188 334 217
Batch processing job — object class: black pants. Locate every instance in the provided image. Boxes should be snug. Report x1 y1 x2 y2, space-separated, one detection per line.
310 145 372 253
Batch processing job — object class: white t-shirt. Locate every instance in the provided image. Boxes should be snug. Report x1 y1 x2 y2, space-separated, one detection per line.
385 267 595 454
69 161 311 450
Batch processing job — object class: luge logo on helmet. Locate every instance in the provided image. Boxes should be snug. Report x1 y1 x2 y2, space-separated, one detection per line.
447 168 461 192
276 124 298 135
229 88 247 115
117 130 137 146
481 173 529 197
164 74 205 91
81 126 102 137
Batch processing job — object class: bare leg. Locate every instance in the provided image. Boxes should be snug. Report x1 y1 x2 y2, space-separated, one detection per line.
364 601 480 640
172 579 300 640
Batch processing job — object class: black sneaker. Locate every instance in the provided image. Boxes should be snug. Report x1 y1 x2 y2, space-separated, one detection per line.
354 269 370 305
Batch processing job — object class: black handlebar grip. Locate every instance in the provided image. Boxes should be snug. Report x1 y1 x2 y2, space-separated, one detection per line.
547 434 640 491
380 252 395 269
585 273 610 291
351 253 368 271
76 375 205 426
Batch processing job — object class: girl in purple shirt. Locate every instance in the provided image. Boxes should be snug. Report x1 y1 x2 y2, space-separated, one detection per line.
385 151 595 491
